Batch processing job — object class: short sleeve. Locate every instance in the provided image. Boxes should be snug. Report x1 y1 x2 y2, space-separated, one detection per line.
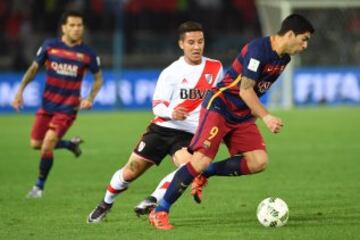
241 44 263 82
34 40 50 65
89 52 101 73
215 64 224 85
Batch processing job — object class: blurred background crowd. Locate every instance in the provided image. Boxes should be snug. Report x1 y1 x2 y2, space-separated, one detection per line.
1 0 360 71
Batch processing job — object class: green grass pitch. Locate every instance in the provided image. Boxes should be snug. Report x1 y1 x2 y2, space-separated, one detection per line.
0 107 359 240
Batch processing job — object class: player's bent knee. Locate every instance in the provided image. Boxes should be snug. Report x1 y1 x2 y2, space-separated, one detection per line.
173 148 192 167
40 139 57 154
30 139 42 150
244 150 268 173
191 152 212 173
122 167 138 181
254 157 268 173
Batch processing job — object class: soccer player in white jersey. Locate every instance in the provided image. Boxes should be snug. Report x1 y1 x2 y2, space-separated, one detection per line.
87 21 223 223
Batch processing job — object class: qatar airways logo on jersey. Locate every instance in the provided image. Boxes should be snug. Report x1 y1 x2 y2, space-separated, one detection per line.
257 81 272 93
180 88 209 99
50 62 78 77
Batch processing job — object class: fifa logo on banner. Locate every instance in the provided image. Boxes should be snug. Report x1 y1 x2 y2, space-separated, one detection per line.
180 89 209 100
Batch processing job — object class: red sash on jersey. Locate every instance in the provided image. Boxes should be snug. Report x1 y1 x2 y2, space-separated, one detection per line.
153 60 222 123
48 48 91 64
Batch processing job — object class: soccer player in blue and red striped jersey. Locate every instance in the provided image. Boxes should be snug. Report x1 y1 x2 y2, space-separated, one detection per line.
12 11 103 198
149 14 314 230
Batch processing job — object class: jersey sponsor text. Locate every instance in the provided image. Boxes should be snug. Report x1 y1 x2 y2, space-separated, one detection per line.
180 88 210 100
50 62 78 77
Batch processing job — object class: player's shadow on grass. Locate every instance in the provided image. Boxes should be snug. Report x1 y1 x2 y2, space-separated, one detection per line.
174 210 255 228
289 214 360 227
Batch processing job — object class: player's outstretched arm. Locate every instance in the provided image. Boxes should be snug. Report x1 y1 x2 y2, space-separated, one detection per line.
12 62 40 112
80 70 103 110
239 76 283 133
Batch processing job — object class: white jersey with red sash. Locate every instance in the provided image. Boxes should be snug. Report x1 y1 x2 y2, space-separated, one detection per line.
152 56 223 133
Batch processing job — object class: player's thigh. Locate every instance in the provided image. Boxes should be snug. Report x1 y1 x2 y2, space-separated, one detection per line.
50 113 76 139
224 120 267 156
31 109 52 143
189 109 228 160
133 124 170 166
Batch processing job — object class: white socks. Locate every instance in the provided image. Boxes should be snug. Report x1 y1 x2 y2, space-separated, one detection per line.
104 169 130 204
150 170 177 202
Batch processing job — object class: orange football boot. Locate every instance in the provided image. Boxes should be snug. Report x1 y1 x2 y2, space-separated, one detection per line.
191 175 208 203
149 210 174 230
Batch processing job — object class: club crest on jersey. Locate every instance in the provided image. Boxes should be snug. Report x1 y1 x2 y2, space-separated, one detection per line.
203 140 211 149
138 141 146 152
50 61 78 77
204 74 213 84
76 53 84 61
180 88 209 100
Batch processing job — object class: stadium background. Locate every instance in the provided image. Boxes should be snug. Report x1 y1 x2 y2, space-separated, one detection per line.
1 0 359 111
0 1 359 240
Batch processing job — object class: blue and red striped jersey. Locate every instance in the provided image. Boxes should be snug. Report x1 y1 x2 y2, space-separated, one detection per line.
34 38 100 114
205 36 290 123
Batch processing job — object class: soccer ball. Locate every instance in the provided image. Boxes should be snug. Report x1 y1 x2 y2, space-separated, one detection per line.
256 197 289 227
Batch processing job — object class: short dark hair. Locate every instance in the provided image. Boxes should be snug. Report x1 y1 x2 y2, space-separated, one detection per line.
278 14 315 36
178 21 203 40
59 10 84 25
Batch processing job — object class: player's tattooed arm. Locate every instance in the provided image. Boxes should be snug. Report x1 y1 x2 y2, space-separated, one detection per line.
12 62 40 111
239 75 283 133
239 75 268 118
239 76 256 90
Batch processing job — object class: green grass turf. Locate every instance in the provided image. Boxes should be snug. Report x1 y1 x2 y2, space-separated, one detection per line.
0 107 359 240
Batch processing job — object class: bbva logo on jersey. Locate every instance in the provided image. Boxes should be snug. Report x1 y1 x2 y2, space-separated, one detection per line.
180 88 210 100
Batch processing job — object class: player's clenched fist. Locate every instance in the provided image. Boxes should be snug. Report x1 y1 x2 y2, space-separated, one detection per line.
172 107 189 120
12 94 24 112
80 99 93 110
262 114 284 134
